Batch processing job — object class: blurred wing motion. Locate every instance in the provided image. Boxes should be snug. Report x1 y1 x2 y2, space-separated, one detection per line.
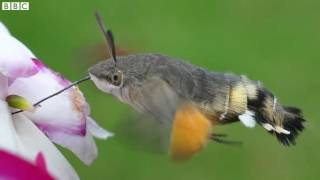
118 78 214 160
74 43 131 72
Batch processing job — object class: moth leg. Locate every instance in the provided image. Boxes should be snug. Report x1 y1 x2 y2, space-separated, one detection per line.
210 133 242 146
210 133 228 138
211 137 243 146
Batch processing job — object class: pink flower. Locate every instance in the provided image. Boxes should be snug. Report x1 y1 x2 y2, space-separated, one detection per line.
0 23 38 81
0 22 112 179
0 150 54 180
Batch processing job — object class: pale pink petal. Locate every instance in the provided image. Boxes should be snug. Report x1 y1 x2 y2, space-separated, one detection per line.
0 22 38 80
8 59 111 164
88 117 113 139
46 118 113 165
0 73 8 99
46 128 98 165
8 62 87 136
0 100 26 154
0 150 54 180
0 22 10 34
0 100 79 179
14 114 80 180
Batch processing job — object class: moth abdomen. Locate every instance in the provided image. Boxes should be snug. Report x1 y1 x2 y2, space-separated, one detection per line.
193 70 305 145
247 87 306 146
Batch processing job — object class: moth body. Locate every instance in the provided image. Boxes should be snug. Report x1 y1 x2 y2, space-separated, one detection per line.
89 53 305 146
90 13 305 160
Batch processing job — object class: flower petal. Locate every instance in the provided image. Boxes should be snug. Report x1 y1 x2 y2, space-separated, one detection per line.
37 117 113 165
0 100 79 179
35 152 48 172
45 127 98 165
0 100 26 154
88 117 113 139
0 22 10 35
0 150 54 180
14 114 80 180
0 22 38 80
8 59 111 164
47 117 113 165
8 63 87 136
0 73 8 100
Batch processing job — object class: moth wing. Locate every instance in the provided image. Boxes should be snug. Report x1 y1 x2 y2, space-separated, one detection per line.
119 78 212 160
116 78 178 153
130 77 180 120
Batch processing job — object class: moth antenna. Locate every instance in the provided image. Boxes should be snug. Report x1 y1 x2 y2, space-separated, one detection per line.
12 75 91 115
95 11 117 66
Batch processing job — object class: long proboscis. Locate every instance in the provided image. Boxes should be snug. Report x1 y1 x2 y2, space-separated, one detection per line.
11 75 91 115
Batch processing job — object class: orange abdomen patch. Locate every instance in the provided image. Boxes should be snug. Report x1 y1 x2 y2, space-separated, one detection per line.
170 103 212 161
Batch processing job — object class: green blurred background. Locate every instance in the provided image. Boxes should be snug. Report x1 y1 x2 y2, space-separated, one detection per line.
1 0 320 179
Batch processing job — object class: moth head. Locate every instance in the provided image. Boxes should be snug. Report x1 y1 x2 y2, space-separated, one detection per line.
88 12 125 93
89 60 124 87
89 12 147 94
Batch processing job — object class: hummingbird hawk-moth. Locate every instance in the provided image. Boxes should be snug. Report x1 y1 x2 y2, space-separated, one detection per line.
88 12 306 160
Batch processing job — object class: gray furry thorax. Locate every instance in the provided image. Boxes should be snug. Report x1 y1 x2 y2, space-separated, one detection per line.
89 53 246 104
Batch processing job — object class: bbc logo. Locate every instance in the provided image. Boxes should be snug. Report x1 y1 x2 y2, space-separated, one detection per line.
2 2 29 10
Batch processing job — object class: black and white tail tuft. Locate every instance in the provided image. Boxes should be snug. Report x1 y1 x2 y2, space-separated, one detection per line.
273 106 305 145
248 88 306 146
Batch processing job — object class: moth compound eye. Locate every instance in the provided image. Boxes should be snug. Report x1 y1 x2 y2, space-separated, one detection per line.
105 75 112 82
111 70 123 86
113 74 118 81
